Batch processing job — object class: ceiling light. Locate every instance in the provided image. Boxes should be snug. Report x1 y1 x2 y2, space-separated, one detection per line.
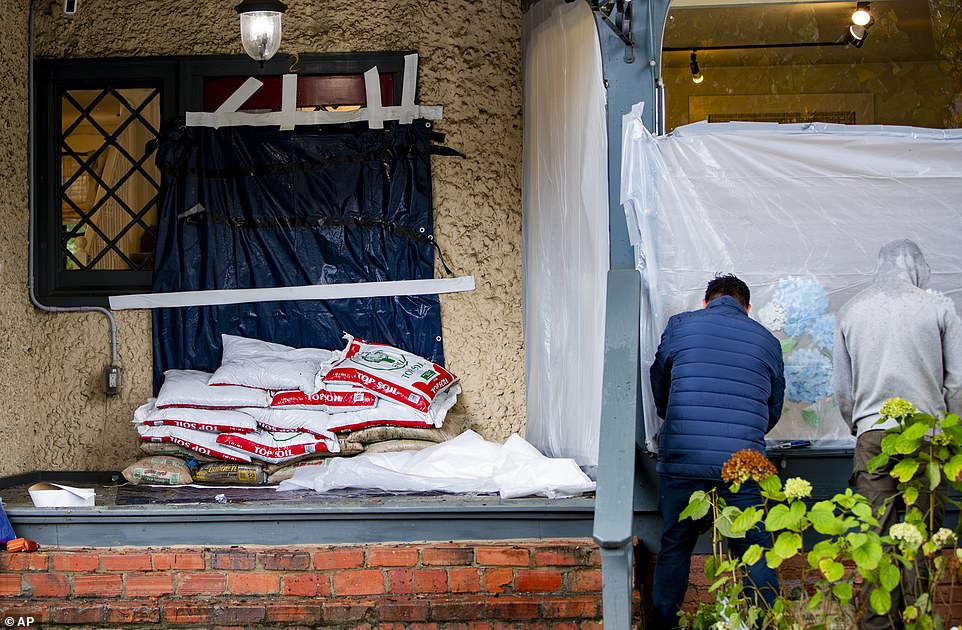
690 52 704 84
235 0 288 65
851 2 871 27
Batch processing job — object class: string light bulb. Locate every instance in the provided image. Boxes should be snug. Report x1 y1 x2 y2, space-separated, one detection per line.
690 52 704 84
851 2 871 27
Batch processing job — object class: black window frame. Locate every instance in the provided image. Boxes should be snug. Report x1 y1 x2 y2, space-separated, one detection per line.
33 52 410 308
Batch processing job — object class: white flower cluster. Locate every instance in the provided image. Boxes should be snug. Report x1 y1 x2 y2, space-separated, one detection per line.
889 522 924 550
783 477 812 500
933 527 957 549
756 301 786 332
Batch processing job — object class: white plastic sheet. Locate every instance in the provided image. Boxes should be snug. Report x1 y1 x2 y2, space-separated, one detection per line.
276 430 596 499
521 0 609 467
622 112 962 451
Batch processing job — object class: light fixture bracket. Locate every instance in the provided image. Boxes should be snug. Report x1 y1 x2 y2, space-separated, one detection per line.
235 0 287 14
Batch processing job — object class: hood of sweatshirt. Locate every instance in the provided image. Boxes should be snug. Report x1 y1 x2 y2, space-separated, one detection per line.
874 239 930 288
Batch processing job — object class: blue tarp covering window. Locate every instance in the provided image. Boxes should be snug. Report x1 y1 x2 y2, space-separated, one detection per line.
151 120 444 391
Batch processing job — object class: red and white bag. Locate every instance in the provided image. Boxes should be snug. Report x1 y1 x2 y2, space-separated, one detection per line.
155 370 269 409
209 335 339 394
269 387 377 411
327 385 460 433
137 425 252 462
323 336 458 413
133 400 257 434
243 407 336 439
216 430 339 464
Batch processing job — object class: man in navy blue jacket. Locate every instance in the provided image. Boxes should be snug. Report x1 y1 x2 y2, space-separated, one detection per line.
649 274 786 628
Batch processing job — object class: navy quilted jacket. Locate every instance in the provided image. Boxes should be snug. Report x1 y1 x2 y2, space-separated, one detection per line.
650 295 786 480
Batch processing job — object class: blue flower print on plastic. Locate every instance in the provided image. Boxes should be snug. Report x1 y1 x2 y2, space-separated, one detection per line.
784 348 833 403
772 276 835 350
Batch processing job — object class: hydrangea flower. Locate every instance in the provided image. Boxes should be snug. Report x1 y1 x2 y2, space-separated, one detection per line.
806 313 836 352
933 527 956 549
721 449 778 485
784 478 812 500
756 302 787 333
774 276 829 338
880 397 916 421
784 348 833 403
889 522 923 550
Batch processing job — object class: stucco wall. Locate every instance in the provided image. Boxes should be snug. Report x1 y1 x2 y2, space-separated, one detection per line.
0 0 37 476
2 0 523 475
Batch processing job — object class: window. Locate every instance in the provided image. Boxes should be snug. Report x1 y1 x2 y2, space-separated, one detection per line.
34 53 408 307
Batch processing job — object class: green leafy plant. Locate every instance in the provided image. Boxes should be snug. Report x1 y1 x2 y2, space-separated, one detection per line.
676 398 962 630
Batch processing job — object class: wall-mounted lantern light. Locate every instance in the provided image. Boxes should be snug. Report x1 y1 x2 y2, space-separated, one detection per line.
235 0 288 65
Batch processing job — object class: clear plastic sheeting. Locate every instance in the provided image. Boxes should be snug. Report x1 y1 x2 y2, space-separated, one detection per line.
276 430 596 499
521 0 609 467
622 111 962 451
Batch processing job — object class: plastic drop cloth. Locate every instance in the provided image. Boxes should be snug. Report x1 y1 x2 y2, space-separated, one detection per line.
276 430 596 499
622 111 962 451
521 0 609 467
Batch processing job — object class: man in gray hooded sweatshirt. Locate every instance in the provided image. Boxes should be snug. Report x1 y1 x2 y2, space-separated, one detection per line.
834 239 962 629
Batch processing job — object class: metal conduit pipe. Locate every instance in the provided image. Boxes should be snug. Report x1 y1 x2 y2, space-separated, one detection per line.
27 0 120 372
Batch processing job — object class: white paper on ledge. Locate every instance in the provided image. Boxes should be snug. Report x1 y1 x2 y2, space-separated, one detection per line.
28 483 96 508
276 430 596 499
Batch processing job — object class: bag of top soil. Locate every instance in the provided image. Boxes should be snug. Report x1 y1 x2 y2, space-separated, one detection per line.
209 335 339 394
122 456 193 485
269 387 377 411
155 370 269 409
215 429 340 464
323 335 458 413
243 407 336 439
133 400 258 434
326 385 460 433
137 424 252 462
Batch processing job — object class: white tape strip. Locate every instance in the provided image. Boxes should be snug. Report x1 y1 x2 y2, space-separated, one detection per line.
109 276 475 311
364 67 384 130
399 54 418 125
215 77 263 114
186 105 443 128
280 74 297 131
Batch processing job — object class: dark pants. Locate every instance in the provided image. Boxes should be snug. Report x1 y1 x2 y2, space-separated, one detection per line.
854 430 946 630
652 475 779 629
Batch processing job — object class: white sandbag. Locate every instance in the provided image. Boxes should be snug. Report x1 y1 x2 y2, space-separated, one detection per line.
327 385 460 432
155 369 269 409
277 430 596 499
137 424 252 462
243 407 336 439
216 429 340 464
133 400 258 434
209 334 339 394
323 335 458 412
270 387 378 411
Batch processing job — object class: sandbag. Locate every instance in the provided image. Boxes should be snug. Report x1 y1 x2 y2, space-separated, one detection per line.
346 414 467 444
209 334 339 394
139 441 219 463
363 439 436 454
122 456 193 485
134 400 258 434
270 387 377 411
137 424 252 462
193 463 267 485
215 429 339 464
266 458 330 484
155 369 269 409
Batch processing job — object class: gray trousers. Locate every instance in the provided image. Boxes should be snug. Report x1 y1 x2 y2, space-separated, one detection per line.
853 430 946 630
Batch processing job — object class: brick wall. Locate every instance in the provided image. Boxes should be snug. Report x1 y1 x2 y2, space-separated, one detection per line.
0 539 604 628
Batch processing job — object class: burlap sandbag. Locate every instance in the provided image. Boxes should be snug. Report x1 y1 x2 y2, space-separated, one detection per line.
345 414 468 445
122 456 193 485
363 439 436 454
